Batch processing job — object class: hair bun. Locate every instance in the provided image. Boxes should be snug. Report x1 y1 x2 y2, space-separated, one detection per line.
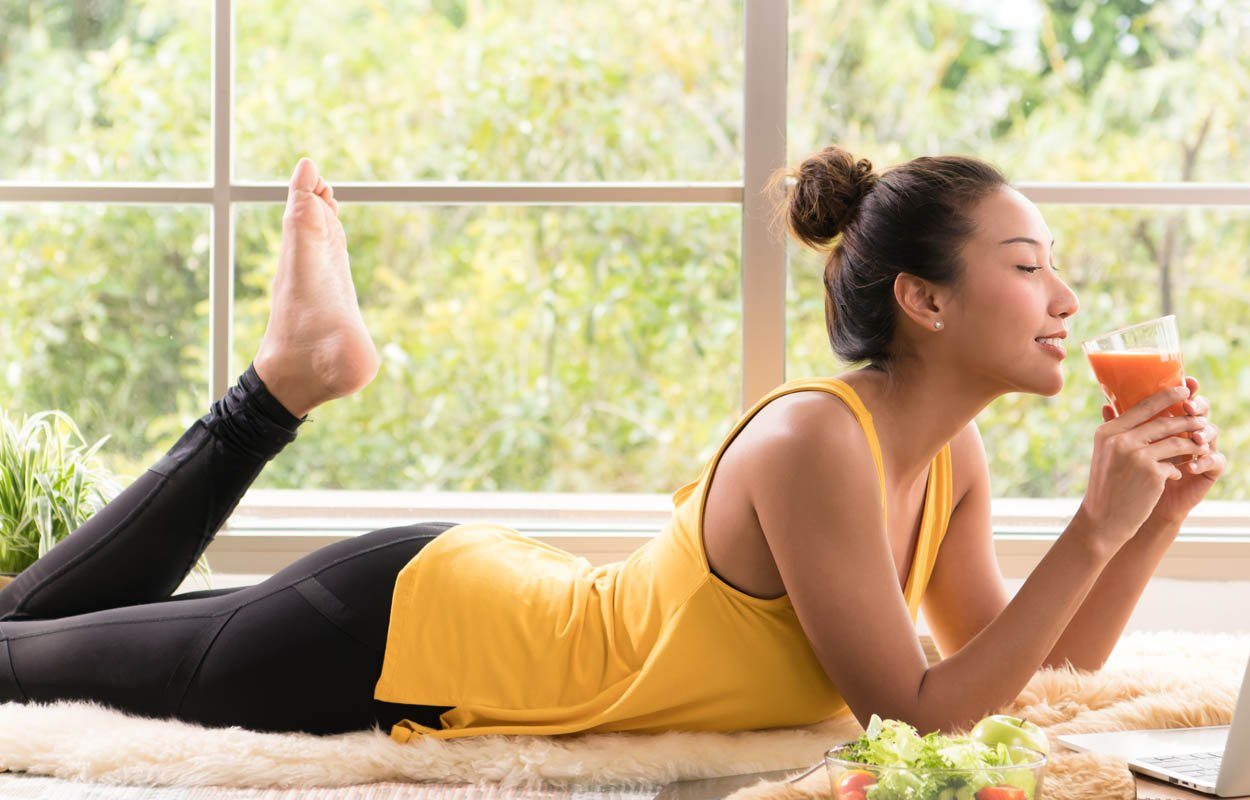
783 146 878 250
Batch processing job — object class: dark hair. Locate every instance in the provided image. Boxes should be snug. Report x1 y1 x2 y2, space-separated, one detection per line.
772 146 1009 372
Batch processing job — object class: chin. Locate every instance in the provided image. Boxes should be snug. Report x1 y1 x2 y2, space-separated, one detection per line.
1036 365 1065 396
1006 355 1065 397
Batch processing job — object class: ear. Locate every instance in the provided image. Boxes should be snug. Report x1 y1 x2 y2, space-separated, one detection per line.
893 272 947 330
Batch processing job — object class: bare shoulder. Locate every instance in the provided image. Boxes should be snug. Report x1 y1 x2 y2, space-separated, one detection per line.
743 388 862 442
754 387 984 510
740 389 875 504
736 389 871 497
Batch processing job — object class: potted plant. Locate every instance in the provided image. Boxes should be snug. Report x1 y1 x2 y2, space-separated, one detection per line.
0 408 212 591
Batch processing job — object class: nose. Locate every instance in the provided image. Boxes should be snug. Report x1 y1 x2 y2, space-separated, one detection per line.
1051 273 1079 320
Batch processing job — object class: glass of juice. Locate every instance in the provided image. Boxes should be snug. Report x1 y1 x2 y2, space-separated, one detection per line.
1081 314 1192 464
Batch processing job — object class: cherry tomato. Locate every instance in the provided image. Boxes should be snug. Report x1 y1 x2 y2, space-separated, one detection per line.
837 769 877 799
976 786 1027 800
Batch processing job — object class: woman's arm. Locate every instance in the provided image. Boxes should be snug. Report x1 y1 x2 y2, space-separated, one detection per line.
1040 513 1179 671
750 397 1120 735
1048 378 1223 670
924 420 1175 674
912 507 1115 733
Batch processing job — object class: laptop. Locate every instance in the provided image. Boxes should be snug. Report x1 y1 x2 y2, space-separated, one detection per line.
1056 654 1250 796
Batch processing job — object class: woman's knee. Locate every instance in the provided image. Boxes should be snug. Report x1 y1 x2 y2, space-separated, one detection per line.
178 587 383 735
1 603 228 717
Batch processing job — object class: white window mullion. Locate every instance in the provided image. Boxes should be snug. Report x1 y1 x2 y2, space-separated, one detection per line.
4 182 1245 205
226 183 742 204
1016 183 1250 206
741 0 789 410
0 185 213 202
1 183 1245 206
209 0 234 403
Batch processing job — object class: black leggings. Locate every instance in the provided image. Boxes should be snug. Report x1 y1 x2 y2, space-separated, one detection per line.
0 364 456 735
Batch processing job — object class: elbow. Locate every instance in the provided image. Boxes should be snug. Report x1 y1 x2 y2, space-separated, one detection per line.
904 667 938 734
906 668 982 736
851 667 980 737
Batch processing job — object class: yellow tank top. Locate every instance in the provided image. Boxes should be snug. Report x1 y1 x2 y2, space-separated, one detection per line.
372 376 954 742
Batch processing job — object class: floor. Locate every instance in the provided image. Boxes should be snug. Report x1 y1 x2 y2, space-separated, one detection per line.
0 774 663 799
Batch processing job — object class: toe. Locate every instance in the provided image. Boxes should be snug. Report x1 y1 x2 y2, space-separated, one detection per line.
290 157 320 193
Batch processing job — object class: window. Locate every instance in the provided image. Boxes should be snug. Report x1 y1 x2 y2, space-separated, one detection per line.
0 1 211 181
232 0 743 182
787 0 1250 518
2 0 1247 549
1 204 209 480
231 203 742 492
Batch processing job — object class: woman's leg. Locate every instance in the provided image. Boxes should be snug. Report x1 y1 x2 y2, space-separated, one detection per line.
0 522 458 736
0 363 304 622
0 157 422 735
0 157 378 622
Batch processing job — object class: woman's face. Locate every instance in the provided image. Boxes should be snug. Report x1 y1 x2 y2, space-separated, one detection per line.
950 186 1081 397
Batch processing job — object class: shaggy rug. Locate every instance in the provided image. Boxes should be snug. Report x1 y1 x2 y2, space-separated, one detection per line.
0 630 1245 800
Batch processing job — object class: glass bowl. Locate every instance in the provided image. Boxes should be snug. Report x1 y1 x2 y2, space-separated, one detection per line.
824 742 1048 800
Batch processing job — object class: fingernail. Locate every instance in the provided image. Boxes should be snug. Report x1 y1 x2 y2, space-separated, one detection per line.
1185 401 1196 413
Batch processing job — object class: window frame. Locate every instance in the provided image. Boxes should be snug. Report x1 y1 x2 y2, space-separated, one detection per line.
1 0 1249 557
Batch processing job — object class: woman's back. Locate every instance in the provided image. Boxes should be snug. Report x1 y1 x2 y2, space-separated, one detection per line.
372 376 955 743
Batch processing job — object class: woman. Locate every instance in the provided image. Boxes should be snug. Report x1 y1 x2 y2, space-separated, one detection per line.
0 150 1224 743
0 158 455 738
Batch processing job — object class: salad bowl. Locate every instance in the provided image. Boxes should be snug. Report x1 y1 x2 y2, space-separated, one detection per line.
824 716 1048 800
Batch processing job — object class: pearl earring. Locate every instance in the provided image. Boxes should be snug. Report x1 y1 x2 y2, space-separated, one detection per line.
934 320 943 330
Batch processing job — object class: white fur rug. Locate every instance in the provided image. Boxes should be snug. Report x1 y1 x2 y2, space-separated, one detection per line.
0 630 1245 800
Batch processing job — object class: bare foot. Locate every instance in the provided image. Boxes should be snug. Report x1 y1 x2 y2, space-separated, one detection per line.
253 158 379 418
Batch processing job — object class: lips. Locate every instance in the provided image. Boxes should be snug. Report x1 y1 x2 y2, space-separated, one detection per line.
1036 338 1066 358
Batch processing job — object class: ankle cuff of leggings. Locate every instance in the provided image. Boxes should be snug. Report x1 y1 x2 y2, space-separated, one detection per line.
201 365 304 460
240 362 307 432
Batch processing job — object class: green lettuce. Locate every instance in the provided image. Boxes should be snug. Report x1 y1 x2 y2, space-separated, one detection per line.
837 715 1039 800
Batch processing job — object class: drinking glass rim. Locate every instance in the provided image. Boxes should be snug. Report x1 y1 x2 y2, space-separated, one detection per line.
1081 314 1176 348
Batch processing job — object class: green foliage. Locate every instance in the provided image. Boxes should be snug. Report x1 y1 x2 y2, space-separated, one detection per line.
1 0 1247 504
0 205 209 481
0 407 211 586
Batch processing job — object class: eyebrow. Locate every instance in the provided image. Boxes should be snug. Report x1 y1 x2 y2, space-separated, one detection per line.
999 236 1055 246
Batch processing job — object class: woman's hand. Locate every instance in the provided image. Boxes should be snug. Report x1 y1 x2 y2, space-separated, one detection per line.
1079 383 1210 552
1102 375 1227 528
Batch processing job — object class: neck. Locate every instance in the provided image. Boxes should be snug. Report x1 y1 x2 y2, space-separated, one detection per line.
839 359 1001 492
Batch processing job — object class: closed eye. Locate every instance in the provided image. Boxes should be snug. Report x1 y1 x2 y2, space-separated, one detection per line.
1017 265 1060 273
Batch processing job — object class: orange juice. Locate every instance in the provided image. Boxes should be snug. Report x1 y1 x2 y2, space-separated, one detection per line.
1086 348 1190 441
